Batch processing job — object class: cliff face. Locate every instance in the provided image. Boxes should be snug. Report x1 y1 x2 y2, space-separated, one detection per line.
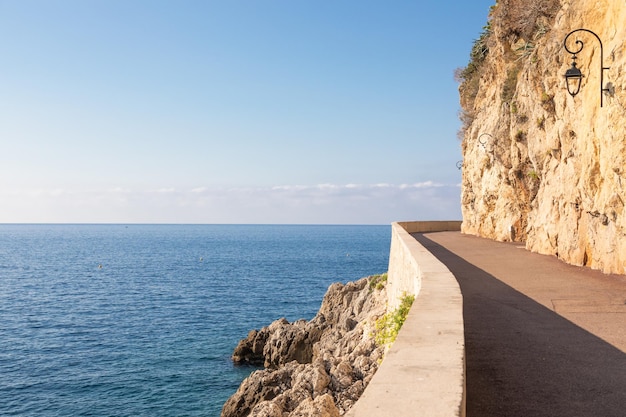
459 0 626 274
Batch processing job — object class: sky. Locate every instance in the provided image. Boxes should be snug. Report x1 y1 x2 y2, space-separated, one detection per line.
0 0 495 224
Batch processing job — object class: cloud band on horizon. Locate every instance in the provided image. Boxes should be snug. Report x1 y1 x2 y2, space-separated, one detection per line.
0 182 461 224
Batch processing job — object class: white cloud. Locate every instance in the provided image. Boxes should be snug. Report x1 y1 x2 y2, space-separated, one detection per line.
108 187 132 194
0 182 461 224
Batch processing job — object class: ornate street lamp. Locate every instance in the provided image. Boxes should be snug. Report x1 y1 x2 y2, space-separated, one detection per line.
456 160 463 170
563 28 610 107
478 133 493 149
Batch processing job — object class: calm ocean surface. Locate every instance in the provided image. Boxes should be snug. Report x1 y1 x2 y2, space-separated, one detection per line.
0 224 390 416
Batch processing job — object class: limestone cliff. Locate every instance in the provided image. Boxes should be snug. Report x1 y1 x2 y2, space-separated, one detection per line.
458 0 626 274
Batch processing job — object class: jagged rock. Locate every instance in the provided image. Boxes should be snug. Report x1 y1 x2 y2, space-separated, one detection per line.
221 276 387 417
291 363 331 396
330 361 353 391
221 367 289 417
290 394 340 417
232 318 325 368
249 401 282 417
232 329 269 366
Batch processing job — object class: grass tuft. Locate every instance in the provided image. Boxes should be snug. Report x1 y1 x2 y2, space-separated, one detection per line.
374 293 415 347
368 273 388 291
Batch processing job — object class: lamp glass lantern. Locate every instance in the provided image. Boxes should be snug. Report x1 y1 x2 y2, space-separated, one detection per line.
564 56 583 97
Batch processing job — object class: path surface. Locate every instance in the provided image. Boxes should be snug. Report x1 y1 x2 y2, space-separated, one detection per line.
414 231 626 417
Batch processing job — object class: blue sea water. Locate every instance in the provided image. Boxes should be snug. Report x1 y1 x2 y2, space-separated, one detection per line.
0 224 390 416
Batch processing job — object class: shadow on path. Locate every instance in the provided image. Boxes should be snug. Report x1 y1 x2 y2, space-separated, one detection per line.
414 234 626 417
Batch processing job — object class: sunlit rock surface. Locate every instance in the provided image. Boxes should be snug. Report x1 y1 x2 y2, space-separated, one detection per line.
222 276 386 417
459 0 626 274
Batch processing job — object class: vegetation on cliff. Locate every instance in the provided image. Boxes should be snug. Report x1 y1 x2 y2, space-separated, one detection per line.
457 0 560 137
373 293 414 347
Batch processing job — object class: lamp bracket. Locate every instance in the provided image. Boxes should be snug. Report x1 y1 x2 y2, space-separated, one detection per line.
563 28 610 107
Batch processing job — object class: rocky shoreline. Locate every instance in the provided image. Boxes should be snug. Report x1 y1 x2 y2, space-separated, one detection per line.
221 275 387 417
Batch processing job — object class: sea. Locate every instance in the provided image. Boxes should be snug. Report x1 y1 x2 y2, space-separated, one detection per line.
0 224 390 416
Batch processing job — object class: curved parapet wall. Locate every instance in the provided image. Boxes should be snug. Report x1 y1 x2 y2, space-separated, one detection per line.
346 221 465 417
386 221 463 309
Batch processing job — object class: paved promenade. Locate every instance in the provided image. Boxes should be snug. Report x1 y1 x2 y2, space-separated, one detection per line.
414 231 626 417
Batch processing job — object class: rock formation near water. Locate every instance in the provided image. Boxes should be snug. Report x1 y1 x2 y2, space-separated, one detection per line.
458 0 626 274
221 276 387 417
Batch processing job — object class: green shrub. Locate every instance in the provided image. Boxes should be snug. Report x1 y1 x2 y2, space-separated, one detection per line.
458 23 491 84
456 22 492 111
536 116 545 129
368 273 388 291
517 114 528 123
501 67 520 103
374 293 415 347
540 92 555 114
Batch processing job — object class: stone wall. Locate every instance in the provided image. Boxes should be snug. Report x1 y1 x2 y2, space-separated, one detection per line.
459 0 626 274
346 221 465 417
387 221 462 308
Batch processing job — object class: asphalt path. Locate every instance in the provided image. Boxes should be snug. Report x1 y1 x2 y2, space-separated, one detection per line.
414 231 626 417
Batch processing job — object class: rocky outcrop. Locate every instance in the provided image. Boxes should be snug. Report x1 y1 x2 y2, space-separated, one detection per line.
231 318 324 368
458 0 626 274
221 277 387 417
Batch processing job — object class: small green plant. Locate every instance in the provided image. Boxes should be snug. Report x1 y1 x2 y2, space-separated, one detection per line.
514 40 535 61
536 116 546 130
528 170 539 180
501 67 520 103
514 129 526 142
540 92 555 114
374 293 415 347
368 273 388 291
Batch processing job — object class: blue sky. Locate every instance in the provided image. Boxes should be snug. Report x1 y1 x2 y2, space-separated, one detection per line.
1 0 494 224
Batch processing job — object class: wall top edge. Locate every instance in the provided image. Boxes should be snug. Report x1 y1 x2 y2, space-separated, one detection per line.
393 221 463 234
